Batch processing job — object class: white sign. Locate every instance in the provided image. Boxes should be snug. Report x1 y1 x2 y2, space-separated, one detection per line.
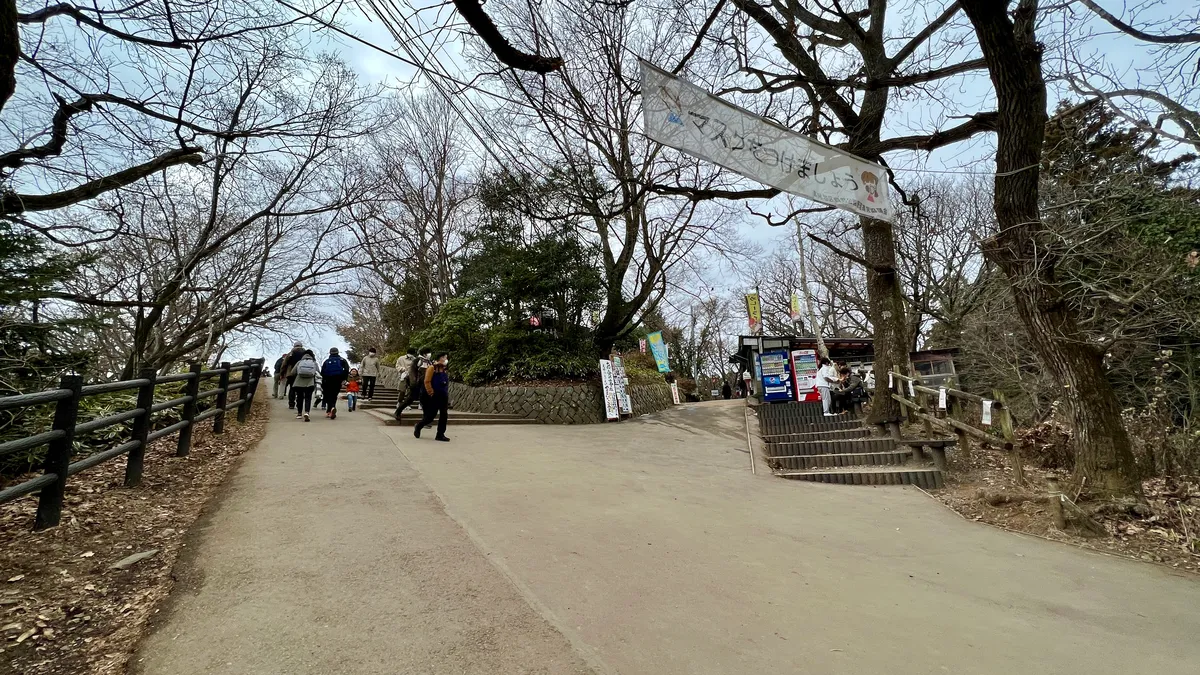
710 389 720 397
670 382 681 405
888 372 894 389
938 387 948 410
612 355 632 415
981 400 993 426
599 359 619 420
907 379 915 398
640 60 895 222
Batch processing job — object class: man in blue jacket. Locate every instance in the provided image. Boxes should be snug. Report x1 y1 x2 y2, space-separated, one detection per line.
320 347 350 420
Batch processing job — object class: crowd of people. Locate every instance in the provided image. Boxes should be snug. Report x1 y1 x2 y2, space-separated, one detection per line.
269 343 452 442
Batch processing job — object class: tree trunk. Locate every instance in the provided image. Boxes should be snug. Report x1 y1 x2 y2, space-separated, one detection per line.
962 0 1140 496
862 216 908 425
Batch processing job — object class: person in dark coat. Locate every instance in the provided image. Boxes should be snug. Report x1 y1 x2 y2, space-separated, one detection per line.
721 381 733 400
320 347 350 419
282 342 306 409
413 352 450 442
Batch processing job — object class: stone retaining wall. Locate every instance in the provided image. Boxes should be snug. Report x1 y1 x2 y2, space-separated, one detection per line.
378 365 674 424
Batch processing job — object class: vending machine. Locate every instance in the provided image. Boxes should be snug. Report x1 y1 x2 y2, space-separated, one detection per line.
790 349 821 402
756 349 794 403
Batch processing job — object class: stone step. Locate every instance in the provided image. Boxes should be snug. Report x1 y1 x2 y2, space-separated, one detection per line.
764 437 897 457
363 409 539 426
775 466 945 489
762 428 872 442
758 417 861 436
767 451 911 470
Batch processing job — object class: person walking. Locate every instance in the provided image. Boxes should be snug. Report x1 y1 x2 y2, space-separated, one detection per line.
394 348 431 422
272 352 288 399
290 350 318 421
320 347 350 419
282 342 306 409
360 347 380 400
346 368 361 412
414 351 450 442
816 357 840 416
721 381 732 400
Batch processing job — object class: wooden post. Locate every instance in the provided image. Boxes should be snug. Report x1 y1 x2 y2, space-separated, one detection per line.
917 380 934 437
35 374 83 530
213 362 231 434
176 362 202 457
1046 478 1067 530
237 362 253 423
950 398 971 458
993 390 1025 485
124 366 158 487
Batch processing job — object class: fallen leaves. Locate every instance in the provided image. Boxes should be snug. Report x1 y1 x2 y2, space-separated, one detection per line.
0 394 270 675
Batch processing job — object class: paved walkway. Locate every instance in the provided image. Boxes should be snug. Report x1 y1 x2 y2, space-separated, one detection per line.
137 396 1200 674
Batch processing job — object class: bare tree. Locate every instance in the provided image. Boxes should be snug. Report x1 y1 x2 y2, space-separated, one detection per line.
465 0 744 355
1 1 347 233
47 52 379 377
349 93 479 317
960 0 1141 496
1057 0 1200 152
647 0 999 424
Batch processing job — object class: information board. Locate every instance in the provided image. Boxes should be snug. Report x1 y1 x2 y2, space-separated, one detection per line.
599 359 619 420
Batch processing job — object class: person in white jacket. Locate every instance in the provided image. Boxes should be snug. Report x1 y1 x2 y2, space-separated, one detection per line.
360 347 380 400
815 357 840 416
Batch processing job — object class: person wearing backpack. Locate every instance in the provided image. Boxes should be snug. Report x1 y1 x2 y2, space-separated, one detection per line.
321 347 350 419
394 348 431 422
290 350 318 421
360 347 380 400
282 341 306 409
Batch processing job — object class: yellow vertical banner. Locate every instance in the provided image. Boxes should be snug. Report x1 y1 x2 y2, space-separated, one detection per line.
745 292 762 334
789 293 802 322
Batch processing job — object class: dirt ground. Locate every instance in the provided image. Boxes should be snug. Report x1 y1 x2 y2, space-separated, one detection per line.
0 393 270 675
932 439 1200 575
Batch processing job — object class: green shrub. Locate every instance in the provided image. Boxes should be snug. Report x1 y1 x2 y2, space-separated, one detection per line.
463 327 597 386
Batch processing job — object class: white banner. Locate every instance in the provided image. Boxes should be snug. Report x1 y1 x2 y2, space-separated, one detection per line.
670 382 681 405
640 61 895 222
612 355 632 415
981 400 993 427
938 387 948 410
599 359 619 420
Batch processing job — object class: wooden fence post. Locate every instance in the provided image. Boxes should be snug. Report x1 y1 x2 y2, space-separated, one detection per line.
213 362 231 434
35 374 83 530
993 390 1025 485
950 398 971 458
917 378 934 437
237 362 253 423
176 362 202 457
124 366 158 487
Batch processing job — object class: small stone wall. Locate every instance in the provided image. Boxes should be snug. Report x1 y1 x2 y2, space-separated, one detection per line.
378 365 675 424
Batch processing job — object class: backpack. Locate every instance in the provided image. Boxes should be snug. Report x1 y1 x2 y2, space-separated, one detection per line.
294 358 317 378
321 356 347 378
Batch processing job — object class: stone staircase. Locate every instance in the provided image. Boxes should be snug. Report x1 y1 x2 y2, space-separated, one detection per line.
359 386 539 426
758 401 944 489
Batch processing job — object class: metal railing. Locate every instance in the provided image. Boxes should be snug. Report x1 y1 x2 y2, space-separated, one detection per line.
0 358 264 530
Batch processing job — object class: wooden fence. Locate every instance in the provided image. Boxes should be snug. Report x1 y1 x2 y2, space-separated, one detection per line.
888 369 1026 481
0 359 264 530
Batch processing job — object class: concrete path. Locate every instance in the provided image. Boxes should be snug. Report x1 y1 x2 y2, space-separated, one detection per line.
139 396 1200 674
134 394 594 675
